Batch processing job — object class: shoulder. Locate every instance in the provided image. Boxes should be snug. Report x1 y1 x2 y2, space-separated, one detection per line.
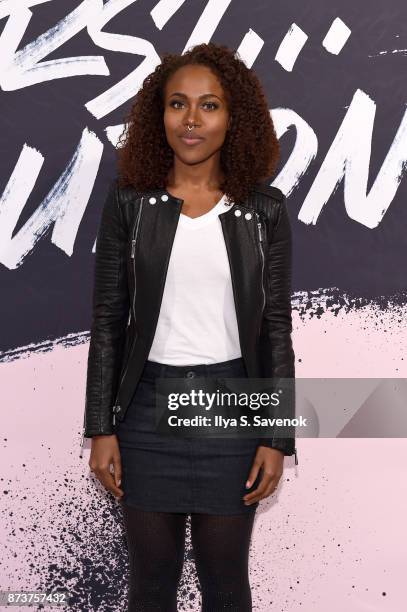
102 178 141 232
246 181 286 226
114 178 140 205
251 181 285 203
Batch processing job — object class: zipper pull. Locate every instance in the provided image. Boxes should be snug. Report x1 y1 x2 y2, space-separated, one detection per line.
131 239 136 259
79 428 85 458
294 447 298 465
256 218 263 242
112 404 121 426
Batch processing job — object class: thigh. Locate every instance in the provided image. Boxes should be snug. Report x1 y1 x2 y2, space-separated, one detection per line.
122 504 188 611
122 503 188 574
190 512 255 579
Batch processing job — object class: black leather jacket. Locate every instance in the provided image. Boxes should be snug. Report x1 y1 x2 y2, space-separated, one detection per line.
81 178 298 464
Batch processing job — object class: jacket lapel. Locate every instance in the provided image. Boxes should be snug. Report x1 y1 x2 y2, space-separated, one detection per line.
132 190 262 368
133 191 183 344
219 205 263 370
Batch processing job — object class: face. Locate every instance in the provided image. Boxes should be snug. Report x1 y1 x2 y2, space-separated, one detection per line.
163 64 231 166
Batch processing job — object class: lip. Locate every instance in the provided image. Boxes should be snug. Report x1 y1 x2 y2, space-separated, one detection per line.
180 136 204 146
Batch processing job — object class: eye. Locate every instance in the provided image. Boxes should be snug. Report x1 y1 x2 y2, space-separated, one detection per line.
203 101 218 110
169 100 219 110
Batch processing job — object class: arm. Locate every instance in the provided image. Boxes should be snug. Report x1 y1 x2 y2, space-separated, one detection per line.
258 194 297 461
83 179 130 437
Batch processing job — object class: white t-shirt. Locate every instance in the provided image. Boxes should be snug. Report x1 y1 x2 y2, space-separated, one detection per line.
147 194 242 365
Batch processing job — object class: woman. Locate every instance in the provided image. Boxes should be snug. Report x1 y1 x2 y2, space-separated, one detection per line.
83 42 297 611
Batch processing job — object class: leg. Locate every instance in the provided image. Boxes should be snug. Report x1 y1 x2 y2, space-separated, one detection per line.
190 512 256 611
122 503 187 611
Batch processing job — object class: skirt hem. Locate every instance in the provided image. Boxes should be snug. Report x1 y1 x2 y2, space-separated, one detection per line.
119 499 258 515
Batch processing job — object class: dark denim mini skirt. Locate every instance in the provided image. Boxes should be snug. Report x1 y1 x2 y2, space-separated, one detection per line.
115 357 261 515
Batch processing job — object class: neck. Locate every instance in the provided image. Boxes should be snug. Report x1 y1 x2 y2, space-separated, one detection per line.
166 159 225 192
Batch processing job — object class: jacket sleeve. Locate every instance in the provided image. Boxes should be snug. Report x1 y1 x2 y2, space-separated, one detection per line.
82 179 130 437
258 194 297 463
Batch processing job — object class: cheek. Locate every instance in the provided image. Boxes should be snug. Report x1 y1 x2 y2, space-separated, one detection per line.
205 123 228 146
163 111 177 130
163 119 179 145
207 115 229 136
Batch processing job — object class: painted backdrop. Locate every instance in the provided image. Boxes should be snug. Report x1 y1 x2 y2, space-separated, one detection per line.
1 1 406 611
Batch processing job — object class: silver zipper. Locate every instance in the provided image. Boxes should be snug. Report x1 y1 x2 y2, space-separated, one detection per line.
112 197 144 419
130 200 143 260
79 427 85 458
112 404 120 426
256 213 266 312
79 393 86 457
294 447 298 465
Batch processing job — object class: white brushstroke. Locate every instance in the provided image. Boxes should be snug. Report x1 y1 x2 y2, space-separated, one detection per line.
0 7 32 72
182 0 233 53
298 89 407 229
51 129 103 255
150 0 187 30
275 23 308 72
153 0 261 72
322 17 351 55
0 0 52 20
0 128 103 269
368 48 407 57
105 123 126 147
86 0 160 119
0 0 108 90
271 107 318 197
0 144 44 253
0 330 91 363
236 28 264 69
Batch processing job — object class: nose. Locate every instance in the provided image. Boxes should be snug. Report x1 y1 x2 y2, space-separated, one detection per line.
185 117 199 127
184 105 200 126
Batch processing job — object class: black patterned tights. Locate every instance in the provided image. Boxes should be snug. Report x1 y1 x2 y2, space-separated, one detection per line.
121 503 256 611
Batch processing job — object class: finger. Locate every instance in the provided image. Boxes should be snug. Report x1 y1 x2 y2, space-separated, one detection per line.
243 470 273 501
245 477 280 504
243 473 278 503
95 467 124 499
245 459 262 489
112 455 122 488
261 480 280 500
243 482 267 502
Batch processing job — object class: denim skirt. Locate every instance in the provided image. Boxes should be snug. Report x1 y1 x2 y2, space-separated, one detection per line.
115 357 261 515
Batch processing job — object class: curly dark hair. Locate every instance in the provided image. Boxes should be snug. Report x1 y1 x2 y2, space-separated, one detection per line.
117 42 280 204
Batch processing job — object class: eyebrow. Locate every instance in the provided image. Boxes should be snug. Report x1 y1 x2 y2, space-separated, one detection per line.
169 92 223 101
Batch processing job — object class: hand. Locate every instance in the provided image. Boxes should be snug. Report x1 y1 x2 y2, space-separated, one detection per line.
242 446 284 505
88 434 124 500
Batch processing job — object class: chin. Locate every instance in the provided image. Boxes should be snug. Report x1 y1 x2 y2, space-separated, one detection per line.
177 154 207 166
174 147 208 160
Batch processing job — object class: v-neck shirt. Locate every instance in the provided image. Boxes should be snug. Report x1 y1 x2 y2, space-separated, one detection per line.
147 194 242 365
178 193 230 229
